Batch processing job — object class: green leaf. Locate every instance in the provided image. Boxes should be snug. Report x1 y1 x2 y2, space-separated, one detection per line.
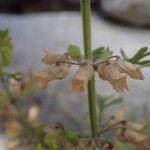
120 47 150 66
104 97 123 108
57 126 87 144
96 95 106 114
0 91 6 107
138 60 150 66
96 95 123 123
92 47 113 62
44 135 59 150
0 29 13 67
115 140 136 150
128 47 148 63
96 95 107 123
58 127 78 143
145 126 150 132
68 44 81 61
31 125 46 146
142 103 149 120
120 49 129 60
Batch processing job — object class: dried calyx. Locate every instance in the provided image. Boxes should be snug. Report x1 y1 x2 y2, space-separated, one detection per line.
101 109 150 150
97 57 144 92
72 64 94 92
34 50 144 92
34 52 72 88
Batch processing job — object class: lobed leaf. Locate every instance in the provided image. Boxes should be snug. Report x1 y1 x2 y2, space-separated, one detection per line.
128 47 148 63
120 47 150 66
92 47 113 62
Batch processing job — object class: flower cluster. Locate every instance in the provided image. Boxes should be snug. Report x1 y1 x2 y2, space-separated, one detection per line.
34 50 72 89
97 57 144 92
34 50 144 92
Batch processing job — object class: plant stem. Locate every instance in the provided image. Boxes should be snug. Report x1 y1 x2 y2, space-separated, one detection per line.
80 0 98 137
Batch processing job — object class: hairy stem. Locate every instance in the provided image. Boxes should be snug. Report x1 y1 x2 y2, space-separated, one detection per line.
80 0 98 137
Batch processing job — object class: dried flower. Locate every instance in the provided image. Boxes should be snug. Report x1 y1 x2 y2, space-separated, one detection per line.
42 50 72 65
117 60 144 80
127 121 147 133
104 63 128 92
97 63 107 80
116 128 150 149
34 63 71 88
97 57 144 92
105 109 126 129
42 49 63 65
105 109 150 150
34 51 72 88
72 64 94 92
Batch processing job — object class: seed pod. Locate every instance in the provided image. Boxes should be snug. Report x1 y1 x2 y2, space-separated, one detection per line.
34 63 71 88
72 64 94 92
119 60 144 80
104 63 128 92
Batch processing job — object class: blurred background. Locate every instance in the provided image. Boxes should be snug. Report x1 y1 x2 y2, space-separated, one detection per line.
1 0 150 26
0 0 150 149
1 0 95 12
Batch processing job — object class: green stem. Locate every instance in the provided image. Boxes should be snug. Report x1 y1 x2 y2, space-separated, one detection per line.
80 0 98 137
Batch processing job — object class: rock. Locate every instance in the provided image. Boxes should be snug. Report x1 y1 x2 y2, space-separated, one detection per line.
100 0 150 26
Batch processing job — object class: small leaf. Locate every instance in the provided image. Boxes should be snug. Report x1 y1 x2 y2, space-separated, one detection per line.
142 103 149 120
44 135 59 150
104 97 123 108
56 123 87 143
96 95 106 113
0 91 6 107
120 47 150 67
58 127 78 143
92 47 113 62
115 140 136 150
129 47 148 63
138 60 150 66
96 95 106 123
0 29 13 67
92 47 105 61
31 125 46 146
68 44 81 61
120 49 129 60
